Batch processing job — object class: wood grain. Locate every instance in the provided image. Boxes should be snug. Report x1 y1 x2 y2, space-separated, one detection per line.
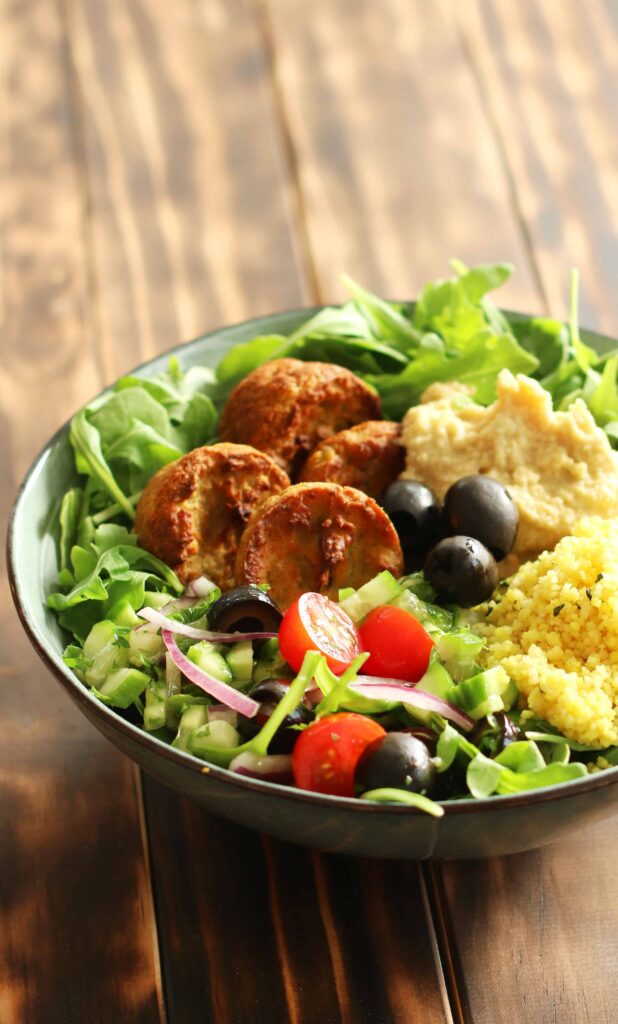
453 0 618 334
0 1 164 1021
432 4 618 1023
260 0 540 310
65 0 306 381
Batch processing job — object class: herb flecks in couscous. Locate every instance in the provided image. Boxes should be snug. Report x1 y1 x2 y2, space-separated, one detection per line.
481 518 618 748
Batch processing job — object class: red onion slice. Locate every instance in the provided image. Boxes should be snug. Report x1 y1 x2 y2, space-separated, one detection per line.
162 630 259 718
207 705 238 727
229 752 294 785
138 606 277 642
183 575 218 599
349 679 474 732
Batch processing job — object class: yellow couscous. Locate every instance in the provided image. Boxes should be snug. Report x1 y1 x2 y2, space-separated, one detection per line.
480 517 618 748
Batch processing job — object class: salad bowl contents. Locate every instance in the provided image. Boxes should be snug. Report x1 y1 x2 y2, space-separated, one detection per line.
9 260 618 859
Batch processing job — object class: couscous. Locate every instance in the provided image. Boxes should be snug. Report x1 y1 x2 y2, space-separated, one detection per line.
481 517 618 748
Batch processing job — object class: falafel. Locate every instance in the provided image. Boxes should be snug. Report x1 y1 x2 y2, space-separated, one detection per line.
134 443 290 589
235 481 403 610
298 420 404 498
219 358 382 476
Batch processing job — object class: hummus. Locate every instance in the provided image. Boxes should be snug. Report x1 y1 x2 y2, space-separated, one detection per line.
401 370 618 565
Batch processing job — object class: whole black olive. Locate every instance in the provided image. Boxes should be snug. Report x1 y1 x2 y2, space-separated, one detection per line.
236 680 313 754
423 535 498 607
381 480 443 569
208 586 282 634
355 732 437 795
443 475 519 560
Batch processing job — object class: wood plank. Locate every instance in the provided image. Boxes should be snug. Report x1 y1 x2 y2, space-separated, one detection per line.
430 3 618 1022
0 1 164 1021
452 0 618 333
260 0 540 310
66 0 306 380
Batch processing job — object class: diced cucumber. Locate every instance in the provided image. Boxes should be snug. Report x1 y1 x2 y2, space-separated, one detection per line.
226 640 253 682
98 667 150 708
172 704 209 751
144 680 167 732
452 666 514 720
83 620 116 660
405 655 456 723
85 640 130 688
436 630 485 682
187 641 232 683
142 592 174 610
338 571 402 623
190 720 241 756
129 625 165 664
252 640 293 684
391 589 453 633
108 600 140 628
165 652 182 730
338 587 355 602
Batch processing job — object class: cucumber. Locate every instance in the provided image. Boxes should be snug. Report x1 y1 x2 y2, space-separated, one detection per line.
452 666 514 720
84 640 130 688
144 680 167 732
108 599 140 628
404 655 455 724
129 625 165 664
98 667 150 708
436 630 485 682
187 641 232 683
142 592 174 610
226 640 253 683
338 587 355 602
190 720 241 756
172 704 210 751
338 571 402 623
83 620 115 660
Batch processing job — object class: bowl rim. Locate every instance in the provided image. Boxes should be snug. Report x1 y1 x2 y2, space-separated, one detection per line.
8 304 618 819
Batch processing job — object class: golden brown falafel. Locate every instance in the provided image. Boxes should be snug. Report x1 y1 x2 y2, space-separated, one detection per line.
298 420 404 498
219 358 382 476
235 481 403 610
134 443 290 589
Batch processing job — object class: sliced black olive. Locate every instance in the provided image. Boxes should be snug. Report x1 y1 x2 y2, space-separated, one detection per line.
380 479 443 569
423 535 499 608
208 585 282 634
443 475 519 560
355 732 437 795
236 680 313 754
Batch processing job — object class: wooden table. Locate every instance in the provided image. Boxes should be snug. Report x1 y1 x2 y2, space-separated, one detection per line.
2 2 618 1021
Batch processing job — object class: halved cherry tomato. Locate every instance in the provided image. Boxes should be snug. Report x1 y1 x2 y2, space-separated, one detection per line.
292 713 386 796
279 592 361 675
358 605 434 682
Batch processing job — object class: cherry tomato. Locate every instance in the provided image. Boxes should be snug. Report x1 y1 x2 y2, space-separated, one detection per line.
358 605 434 682
292 713 386 796
279 593 361 675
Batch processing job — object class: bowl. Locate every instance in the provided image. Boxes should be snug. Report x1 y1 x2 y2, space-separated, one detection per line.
9 308 618 859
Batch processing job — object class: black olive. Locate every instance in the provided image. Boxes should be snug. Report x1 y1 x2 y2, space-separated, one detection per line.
423 535 498 608
208 586 282 634
355 732 437 795
443 475 519 560
381 480 443 569
236 680 313 754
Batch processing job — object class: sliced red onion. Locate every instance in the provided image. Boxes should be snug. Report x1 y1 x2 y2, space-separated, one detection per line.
207 705 238 727
138 606 277 642
229 752 294 785
349 679 474 732
183 575 218 599
162 630 259 718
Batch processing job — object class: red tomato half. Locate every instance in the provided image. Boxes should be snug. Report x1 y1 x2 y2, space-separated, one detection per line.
292 713 386 796
279 592 361 675
358 605 434 682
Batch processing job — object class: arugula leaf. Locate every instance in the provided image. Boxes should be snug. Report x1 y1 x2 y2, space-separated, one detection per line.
70 411 136 520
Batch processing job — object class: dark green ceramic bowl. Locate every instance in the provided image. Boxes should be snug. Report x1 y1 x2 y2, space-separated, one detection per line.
9 309 618 859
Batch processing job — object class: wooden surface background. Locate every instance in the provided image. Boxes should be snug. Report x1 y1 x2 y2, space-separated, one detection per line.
2 1 617 1021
